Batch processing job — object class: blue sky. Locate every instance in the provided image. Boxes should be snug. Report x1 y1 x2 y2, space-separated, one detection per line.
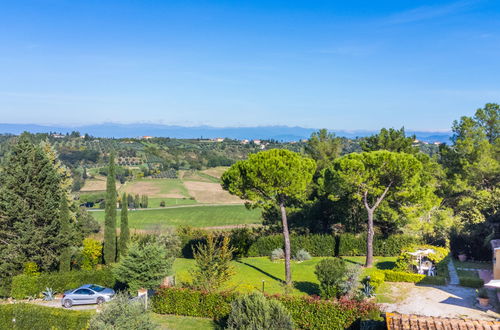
0 0 499 130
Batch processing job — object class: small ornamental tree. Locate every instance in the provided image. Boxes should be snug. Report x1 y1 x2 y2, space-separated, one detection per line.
113 241 174 292
81 238 102 270
222 149 315 286
118 193 130 260
103 153 117 264
226 292 293 330
190 233 234 292
315 258 348 299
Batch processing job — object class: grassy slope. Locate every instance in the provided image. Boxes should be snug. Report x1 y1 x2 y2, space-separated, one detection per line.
173 256 396 296
91 205 261 229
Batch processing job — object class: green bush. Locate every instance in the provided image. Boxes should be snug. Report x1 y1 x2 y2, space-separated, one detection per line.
152 287 380 330
0 303 92 329
226 292 293 330
315 258 348 299
11 268 115 299
459 276 484 288
363 270 385 290
89 293 156 329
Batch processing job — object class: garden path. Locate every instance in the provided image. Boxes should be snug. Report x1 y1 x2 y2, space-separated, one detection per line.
448 260 460 285
380 283 500 321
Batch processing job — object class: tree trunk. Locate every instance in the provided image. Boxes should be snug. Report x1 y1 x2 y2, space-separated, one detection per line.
279 201 292 286
366 209 374 267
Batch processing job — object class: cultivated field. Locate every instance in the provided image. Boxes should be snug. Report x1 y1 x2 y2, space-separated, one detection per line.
120 178 190 199
80 175 122 192
90 204 261 230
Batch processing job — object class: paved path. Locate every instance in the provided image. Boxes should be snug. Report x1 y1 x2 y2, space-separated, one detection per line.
448 260 460 285
380 283 500 321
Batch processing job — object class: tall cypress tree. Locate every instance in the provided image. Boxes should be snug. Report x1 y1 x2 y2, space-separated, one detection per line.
118 192 130 260
0 134 68 277
103 153 117 264
59 195 72 272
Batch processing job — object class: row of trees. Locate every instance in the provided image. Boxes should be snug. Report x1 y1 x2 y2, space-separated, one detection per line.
222 104 499 285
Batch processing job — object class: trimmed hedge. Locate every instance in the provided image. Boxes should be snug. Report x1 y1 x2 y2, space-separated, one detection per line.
247 234 421 257
381 270 446 286
152 287 380 330
459 276 484 288
11 268 115 299
0 303 93 329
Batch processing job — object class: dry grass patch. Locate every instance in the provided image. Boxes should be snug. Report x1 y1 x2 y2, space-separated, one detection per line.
184 181 242 204
201 167 229 179
81 175 121 192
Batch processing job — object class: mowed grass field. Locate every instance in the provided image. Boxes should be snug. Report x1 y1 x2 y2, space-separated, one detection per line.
90 204 261 229
173 256 396 296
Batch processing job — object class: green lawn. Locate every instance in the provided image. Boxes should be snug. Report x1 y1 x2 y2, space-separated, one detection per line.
454 260 492 270
173 256 396 296
90 205 261 229
152 313 216 330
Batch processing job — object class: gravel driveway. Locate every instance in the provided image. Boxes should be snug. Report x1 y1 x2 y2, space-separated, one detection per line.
380 283 500 321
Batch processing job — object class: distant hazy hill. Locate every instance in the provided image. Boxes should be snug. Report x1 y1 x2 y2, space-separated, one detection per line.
0 123 452 143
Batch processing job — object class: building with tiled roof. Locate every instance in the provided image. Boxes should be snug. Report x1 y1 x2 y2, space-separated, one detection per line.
386 313 500 330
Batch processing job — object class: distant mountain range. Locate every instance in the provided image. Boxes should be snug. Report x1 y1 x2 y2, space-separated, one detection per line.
0 123 452 143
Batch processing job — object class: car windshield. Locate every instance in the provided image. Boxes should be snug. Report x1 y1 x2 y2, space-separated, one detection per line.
88 285 105 292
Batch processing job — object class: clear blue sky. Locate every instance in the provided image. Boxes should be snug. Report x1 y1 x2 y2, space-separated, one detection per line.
1 0 499 130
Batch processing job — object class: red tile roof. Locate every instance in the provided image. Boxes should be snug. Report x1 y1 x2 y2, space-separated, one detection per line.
386 313 500 330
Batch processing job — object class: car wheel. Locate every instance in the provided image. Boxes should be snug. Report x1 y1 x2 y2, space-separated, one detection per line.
97 297 105 305
63 299 73 308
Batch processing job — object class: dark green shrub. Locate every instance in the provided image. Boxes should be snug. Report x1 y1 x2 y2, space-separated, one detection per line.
246 233 420 258
0 303 92 329
459 276 484 288
226 292 293 330
11 268 115 299
113 241 174 292
315 258 348 299
89 293 156 329
152 287 234 319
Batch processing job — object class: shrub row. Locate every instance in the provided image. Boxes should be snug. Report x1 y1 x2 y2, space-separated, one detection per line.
0 303 92 329
381 270 446 286
151 287 380 329
246 234 421 257
11 268 115 299
459 276 484 288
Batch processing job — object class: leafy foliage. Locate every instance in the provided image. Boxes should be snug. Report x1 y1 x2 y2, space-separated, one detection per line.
118 192 130 260
113 240 174 292
89 292 157 330
81 238 102 270
315 258 348 299
190 233 234 292
11 268 115 299
226 292 293 330
152 287 380 330
103 153 117 264
0 303 92 329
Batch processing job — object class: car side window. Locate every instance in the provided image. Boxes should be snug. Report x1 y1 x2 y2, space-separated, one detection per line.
74 289 94 295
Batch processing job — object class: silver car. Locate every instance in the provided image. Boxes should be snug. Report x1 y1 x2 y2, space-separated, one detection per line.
62 284 115 308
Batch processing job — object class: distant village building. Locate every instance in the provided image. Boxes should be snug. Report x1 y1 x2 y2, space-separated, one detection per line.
51 134 65 139
141 136 154 140
252 139 261 145
212 138 224 142
433 142 442 145
241 139 249 144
